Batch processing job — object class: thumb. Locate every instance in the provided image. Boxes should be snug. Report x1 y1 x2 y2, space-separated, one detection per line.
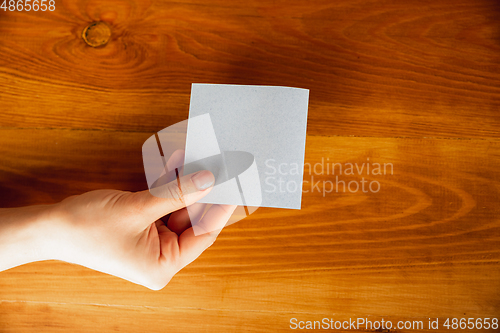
136 170 215 222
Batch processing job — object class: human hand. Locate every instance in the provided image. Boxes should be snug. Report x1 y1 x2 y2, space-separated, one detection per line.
42 169 235 290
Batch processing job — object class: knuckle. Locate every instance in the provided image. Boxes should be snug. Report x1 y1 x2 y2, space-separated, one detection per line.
124 192 148 216
165 182 185 206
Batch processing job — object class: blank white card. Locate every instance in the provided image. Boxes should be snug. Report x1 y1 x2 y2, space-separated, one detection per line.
185 83 309 209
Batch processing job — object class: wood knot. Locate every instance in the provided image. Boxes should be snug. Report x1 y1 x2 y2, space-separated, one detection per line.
82 22 111 47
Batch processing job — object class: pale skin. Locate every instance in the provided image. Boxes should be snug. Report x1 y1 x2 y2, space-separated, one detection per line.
0 169 236 290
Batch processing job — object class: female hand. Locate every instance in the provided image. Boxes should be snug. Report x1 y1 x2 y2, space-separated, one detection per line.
37 170 235 290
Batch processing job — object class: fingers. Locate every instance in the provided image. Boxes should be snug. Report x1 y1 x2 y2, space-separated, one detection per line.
192 204 236 237
155 219 166 229
177 204 237 267
167 203 207 235
135 170 215 224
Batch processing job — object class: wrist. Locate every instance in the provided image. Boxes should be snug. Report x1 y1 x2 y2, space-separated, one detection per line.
34 202 70 262
0 203 62 271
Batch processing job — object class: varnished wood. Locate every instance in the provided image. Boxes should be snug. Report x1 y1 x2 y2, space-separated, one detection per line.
82 22 112 47
1 0 499 138
0 0 499 331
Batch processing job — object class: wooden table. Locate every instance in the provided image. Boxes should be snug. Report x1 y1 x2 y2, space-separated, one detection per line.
1 0 499 331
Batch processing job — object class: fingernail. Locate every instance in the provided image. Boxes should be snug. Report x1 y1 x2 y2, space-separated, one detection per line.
192 170 215 191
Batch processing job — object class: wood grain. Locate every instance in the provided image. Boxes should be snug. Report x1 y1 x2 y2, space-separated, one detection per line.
0 0 500 137
0 131 499 331
0 0 500 331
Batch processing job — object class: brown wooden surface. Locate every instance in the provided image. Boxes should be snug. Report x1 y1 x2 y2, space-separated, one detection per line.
1 0 499 331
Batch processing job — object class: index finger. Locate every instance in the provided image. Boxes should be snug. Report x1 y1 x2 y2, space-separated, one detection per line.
177 204 237 267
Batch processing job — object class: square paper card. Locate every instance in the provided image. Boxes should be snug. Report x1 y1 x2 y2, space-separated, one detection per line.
184 83 309 209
